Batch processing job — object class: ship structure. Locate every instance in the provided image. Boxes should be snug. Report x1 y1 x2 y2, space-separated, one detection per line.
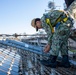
0 28 76 75
0 0 76 75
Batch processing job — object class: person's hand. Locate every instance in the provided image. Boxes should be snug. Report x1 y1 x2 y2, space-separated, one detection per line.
44 44 50 53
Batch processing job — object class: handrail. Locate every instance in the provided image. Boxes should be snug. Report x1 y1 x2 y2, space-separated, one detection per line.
0 39 49 56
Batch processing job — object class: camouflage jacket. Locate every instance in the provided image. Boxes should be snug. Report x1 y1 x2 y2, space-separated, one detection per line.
41 10 65 45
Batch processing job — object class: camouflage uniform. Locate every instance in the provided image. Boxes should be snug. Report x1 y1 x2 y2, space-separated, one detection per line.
41 10 73 56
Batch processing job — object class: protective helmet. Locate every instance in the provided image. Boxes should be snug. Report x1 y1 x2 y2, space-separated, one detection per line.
31 18 36 28
31 18 40 28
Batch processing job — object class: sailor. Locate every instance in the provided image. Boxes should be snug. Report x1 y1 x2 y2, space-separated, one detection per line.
31 3 73 68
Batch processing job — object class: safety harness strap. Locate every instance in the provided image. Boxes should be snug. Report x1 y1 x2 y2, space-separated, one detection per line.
46 19 54 33
46 12 68 33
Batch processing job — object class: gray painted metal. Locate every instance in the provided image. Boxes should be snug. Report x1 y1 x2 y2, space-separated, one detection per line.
0 39 49 56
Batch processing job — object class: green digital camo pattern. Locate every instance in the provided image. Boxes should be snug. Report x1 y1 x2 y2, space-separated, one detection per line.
67 0 76 19
41 10 73 56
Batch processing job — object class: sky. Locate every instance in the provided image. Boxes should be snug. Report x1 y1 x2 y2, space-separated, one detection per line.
0 0 65 34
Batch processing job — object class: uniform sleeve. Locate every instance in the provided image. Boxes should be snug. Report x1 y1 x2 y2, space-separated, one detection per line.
48 33 53 45
41 14 53 45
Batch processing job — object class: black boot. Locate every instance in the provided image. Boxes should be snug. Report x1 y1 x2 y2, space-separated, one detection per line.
40 55 57 68
58 55 71 68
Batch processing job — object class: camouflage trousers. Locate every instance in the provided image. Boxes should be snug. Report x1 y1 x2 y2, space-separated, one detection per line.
50 20 73 56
